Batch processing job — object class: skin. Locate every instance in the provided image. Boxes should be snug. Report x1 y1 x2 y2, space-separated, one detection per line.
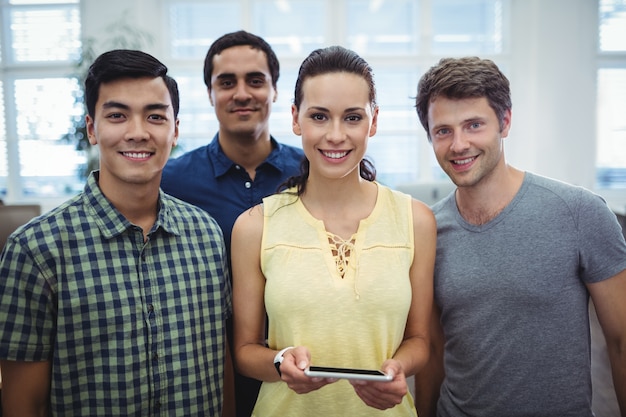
86 76 179 238
413 95 626 416
231 71 436 411
208 45 277 179
0 76 178 417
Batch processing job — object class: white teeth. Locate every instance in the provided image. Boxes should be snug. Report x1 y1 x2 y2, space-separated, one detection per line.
124 152 151 159
453 157 475 165
323 151 348 159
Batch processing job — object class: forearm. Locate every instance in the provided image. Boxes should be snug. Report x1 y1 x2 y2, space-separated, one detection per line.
392 335 429 377
607 345 626 416
413 354 444 417
235 343 282 383
0 360 50 417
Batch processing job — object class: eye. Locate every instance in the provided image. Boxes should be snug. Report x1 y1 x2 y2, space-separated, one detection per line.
469 121 482 129
249 77 266 87
310 113 327 121
106 112 125 121
148 114 167 122
345 114 362 122
220 79 235 88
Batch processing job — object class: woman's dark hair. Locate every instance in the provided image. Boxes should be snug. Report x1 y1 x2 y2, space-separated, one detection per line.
203 30 280 89
85 49 179 119
281 46 377 195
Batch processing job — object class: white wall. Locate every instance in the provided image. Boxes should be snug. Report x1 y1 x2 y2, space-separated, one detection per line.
77 0 626 215
507 0 598 191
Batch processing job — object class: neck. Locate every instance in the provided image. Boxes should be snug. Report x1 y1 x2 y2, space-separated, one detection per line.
218 129 273 179
455 165 524 225
98 175 160 239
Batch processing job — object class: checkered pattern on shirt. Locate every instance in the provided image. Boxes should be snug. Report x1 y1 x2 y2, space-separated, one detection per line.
0 172 232 416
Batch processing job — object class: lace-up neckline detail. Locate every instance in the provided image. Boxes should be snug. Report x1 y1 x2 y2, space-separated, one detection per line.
327 233 355 279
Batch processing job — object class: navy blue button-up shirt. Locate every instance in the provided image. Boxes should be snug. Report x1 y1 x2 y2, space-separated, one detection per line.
161 134 304 255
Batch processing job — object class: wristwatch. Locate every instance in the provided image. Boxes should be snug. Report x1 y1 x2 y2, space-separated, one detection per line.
273 346 294 377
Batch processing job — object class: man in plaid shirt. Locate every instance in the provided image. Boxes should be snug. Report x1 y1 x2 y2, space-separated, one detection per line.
0 49 231 416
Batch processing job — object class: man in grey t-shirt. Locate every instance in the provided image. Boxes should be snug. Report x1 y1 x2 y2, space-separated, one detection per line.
412 57 626 417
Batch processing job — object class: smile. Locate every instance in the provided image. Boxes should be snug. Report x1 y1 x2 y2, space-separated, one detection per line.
122 152 152 159
322 150 349 159
452 156 476 165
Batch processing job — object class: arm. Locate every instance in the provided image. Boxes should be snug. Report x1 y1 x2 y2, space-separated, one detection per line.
351 200 437 410
587 268 626 416
231 205 277 382
231 205 335 395
221 336 236 417
0 360 51 417
413 303 445 417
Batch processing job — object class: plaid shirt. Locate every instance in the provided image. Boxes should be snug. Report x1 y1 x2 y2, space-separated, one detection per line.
0 172 232 416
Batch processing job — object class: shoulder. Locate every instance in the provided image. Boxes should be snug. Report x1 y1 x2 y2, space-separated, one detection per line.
525 172 606 210
161 192 221 232
164 145 210 172
272 139 305 160
233 204 264 240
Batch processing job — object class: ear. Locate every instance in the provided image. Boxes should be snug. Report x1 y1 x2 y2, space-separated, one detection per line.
500 109 512 138
208 87 215 107
272 86 278 103
291 104 302 136
173 118 180 148
369 105 379 137
86 115 97 145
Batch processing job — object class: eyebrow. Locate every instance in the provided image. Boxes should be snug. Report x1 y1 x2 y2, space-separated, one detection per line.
215 71 268 80
102 101 170 112
307 106 366 113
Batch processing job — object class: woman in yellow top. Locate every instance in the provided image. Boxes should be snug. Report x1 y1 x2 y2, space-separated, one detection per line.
231 45 436 416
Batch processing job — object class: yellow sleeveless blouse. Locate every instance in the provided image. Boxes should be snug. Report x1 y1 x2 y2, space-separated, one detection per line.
253 183 417 417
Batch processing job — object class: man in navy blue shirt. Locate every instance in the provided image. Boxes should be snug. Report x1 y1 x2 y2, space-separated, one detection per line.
161 30 303 417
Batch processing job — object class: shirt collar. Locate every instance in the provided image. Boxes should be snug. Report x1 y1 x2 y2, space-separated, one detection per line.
207 133 289 177
81 171 179 239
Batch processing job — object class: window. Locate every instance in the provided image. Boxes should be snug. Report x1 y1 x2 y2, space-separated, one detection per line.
0 0 83 201
166 0 509 187
597 0 626 188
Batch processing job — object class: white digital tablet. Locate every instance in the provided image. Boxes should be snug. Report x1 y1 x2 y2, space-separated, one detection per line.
304 366 393 382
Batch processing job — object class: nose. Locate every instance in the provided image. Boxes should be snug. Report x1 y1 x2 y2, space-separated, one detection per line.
450 130 470 153
233 82 251 102
125 116 150 141
326 119 346 143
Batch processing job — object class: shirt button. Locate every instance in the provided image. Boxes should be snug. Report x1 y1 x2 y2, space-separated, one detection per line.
153 352 159 361
245 181 251 189
235 165 241 170
147 304 154 312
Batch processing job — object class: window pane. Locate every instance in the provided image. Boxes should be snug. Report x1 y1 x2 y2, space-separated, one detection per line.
346 0 418 55
599 0 626 52
9 0 78 4
368 135 420 186
375 69 420 132
0 82 6 198
14 78 86 197
9 5 81 62
169 1 241 59
251 0 326 56
596 68 626 188
432 0 504 54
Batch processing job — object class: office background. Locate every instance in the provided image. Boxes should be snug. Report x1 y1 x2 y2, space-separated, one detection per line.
0 1 624 414
0 0 625 213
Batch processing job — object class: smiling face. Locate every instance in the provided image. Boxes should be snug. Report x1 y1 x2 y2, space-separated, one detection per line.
208 45 276 140
428 95 510 188
86 76 179 194
292 72 378 182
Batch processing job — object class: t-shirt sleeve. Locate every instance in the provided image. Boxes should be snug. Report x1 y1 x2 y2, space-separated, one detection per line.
576 190 626 283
